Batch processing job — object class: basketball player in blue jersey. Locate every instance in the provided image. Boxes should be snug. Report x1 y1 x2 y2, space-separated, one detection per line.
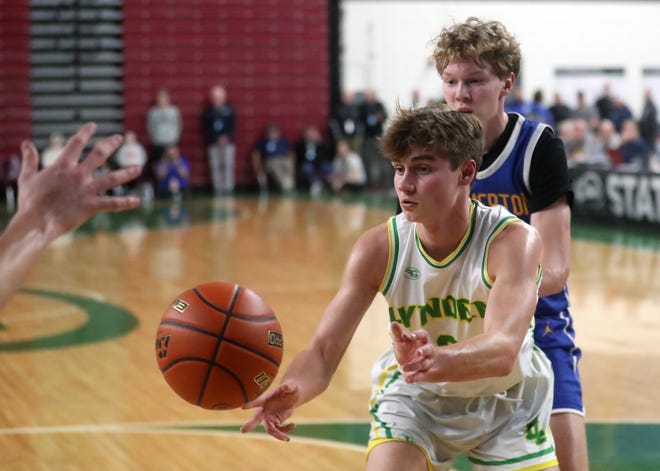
0 123 141 309
433 18 587 471
242 105 559 470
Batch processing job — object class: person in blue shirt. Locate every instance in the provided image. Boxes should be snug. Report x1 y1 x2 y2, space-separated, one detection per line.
155 145 190 199
251 123 295 193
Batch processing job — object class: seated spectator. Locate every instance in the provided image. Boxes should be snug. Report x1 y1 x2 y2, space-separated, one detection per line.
573 90 598 123
569 118 602 165
155 145 190 199
618 119 651 171
41 132 65 168
593 119 622 167
251 123 295 193
114 130 149 196
608 96 633 133
294 125 332 196
557 119 577 161
330 139 367 194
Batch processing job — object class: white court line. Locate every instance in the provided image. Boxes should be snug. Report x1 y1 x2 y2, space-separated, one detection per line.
0 419 369 453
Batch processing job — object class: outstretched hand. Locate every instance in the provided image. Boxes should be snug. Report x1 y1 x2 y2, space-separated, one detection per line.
240 381 300 442
390 322 439 383
18 122 141 243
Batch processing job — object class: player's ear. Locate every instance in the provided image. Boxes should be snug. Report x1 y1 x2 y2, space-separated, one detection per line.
459 160 476 184
502 72 515 97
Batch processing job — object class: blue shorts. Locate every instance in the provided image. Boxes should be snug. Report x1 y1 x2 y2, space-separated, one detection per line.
534 309 585 415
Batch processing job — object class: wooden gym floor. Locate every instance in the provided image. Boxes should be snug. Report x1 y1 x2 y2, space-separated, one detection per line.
0 194 658 470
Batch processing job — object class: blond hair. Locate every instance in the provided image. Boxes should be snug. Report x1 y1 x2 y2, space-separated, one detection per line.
432 17 521 80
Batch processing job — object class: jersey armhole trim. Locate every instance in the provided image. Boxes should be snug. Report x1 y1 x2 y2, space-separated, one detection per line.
523 123 550 194
481 216 520 288
380 216 399 295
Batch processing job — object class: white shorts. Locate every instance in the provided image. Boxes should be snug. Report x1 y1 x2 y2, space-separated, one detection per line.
367 347 557 471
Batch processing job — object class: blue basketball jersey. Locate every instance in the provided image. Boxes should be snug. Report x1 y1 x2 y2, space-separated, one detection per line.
471 114 570 345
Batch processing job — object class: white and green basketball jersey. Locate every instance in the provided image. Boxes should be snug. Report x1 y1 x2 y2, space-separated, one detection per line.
379 199 540 397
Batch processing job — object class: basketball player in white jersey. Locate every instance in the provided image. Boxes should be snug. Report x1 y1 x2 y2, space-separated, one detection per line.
0 123 141 309
242 105 558 471
433 18 587 471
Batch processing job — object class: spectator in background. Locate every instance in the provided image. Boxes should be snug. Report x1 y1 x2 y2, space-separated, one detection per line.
619 119 651 171
330 138 367 194
529 89 555 129
639 89 658 155
557 119 577 161
41 132 65 168
293 125 332 196
358 88 389 190
504 86 532 116
251 123 295 194
147 87 182 162
114 130 149 196
2 153 21 211
595 82 614 120
155 145 190 199
573 90 598 124
329 90 361 152
608 96 633 133
203 84 236 195
147 88 181 194
571 118 600 165
549 92 573 129
594 119 622 166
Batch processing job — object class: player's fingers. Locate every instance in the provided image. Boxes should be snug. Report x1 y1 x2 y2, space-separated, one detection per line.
80 133 123 172
417 344 432 357
19 140 39 182
91 165 142 194
279 382 297 395
278 422 296 434
411 329 430 344
264 420 292 442
88 195 141 214
402 357 429 374
240 409 265 433
390 322 411 342
243 387 278 409
59 122 97 166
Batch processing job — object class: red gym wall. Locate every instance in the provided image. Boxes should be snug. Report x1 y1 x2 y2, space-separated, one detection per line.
0 3 31 164
0 0 330 188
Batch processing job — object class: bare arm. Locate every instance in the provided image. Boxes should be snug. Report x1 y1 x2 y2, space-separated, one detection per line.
241 224 389 440
530 196 571 296
395 221 543 383
0 123 141 310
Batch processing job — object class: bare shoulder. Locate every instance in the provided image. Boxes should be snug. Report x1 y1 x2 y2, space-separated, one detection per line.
499 219 541 247
488 220 542 277
351 222 389 265
344 222 390 287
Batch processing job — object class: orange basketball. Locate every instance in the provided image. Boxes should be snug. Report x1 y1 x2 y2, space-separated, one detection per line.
155 281 284 410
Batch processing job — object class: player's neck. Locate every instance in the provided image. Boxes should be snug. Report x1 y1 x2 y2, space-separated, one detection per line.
416 200 471 262
483 111 509 153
